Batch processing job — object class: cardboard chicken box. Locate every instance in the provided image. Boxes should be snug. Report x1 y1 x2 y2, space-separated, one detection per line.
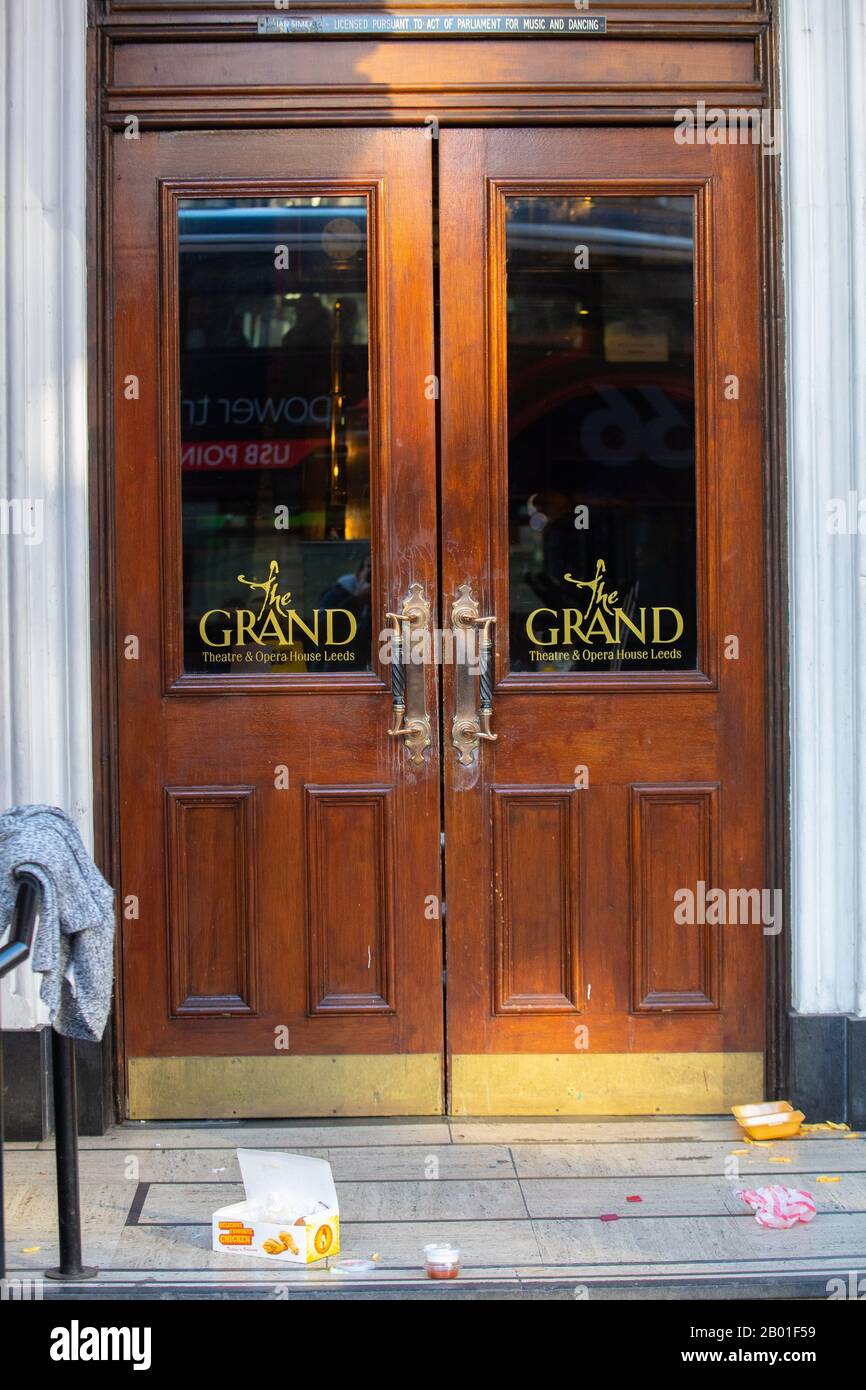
212 1149 340 1264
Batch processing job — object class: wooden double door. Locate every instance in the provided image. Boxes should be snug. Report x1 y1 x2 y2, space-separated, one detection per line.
113 124 766 1118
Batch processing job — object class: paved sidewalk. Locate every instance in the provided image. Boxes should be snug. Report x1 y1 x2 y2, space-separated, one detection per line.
4 1116 865 1299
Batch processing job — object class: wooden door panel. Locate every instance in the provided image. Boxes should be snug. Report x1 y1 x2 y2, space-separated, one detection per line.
113 128 443 1116
629 783 721 1013
164 785 258 1017
304 785 396 1016
440 128 765 1113
492 786 581 1015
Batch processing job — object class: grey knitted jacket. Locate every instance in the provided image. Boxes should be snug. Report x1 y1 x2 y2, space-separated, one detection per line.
0 805 116 1041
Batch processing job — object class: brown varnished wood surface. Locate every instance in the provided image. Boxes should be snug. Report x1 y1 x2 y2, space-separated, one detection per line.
98 0 767 38
93 0 767 127
113 128 442 1061
91 8 784 1114
103 38 760 126
440 128 765 1064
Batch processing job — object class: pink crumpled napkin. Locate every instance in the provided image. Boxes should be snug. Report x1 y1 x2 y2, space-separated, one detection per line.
736 1184 817 1228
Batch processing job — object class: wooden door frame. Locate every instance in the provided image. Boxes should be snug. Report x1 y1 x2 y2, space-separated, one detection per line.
86 0 788 1122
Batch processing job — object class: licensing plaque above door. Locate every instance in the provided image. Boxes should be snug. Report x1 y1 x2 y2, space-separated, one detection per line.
258 13 608 37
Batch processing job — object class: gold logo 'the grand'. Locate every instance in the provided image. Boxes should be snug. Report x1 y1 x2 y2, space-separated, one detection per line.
199 560 357 648
526 560 683 647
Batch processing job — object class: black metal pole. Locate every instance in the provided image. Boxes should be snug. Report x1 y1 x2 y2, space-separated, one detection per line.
44 1029 97 1280
0 872 42 1285
0 989 5 1286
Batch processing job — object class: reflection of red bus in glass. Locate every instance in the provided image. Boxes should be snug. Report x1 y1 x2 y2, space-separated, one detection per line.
181 439 327 471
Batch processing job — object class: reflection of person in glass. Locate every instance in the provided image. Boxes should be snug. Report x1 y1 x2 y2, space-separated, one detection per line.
282 294 333 350
523 489 585 608
185 299 250 351
319 553 372 667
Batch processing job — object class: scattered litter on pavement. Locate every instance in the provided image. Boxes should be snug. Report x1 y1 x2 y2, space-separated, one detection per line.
626 1195 642 1203
815 1175 841 1184
736 1185 816 1228
212 1150 340 1264
21 1245 40 1254
423 1242 460 1279
331 1258 376 1276
732 1101 803 1141
599 1213 619 1222
801 1121 850 1134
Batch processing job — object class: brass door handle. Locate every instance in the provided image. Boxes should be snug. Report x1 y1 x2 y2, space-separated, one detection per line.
451 584 498 766
386 583 432 765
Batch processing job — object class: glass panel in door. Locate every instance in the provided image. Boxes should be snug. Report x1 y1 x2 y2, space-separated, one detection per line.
178 196 373 674
504 195 698 674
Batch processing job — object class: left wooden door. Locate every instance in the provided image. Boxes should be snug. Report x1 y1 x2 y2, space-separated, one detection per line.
112 129 443 1118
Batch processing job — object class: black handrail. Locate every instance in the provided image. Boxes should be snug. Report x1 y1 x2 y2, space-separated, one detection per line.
0 873 97 1283
0 871 40 977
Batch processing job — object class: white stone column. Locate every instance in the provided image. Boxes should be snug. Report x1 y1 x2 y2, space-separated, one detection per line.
782 0 866 1017
0 0 89 1028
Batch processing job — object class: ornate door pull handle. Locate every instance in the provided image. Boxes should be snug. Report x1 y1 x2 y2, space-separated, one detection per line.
451 583 497 765
387 583 432 765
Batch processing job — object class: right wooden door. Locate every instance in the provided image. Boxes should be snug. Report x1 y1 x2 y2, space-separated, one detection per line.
439 128 767 1115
